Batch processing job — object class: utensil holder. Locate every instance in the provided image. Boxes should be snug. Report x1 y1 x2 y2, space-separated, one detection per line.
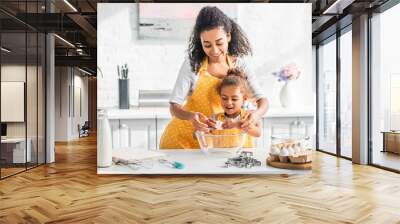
119 79 129 109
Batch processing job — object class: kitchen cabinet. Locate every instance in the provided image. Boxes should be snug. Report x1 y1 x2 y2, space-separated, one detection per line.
109 119 156 150
103 108 314 151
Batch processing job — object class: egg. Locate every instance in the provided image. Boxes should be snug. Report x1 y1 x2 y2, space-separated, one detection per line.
287 147 295 156
293 144 300 153
271 146 280 155
279 148 289 156
215 121 223 130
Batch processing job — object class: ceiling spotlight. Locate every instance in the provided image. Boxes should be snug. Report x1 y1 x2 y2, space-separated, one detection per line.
322 0 355 15
63 0 78 12
54 34 75 48
78 67 92 76
1 47 11 53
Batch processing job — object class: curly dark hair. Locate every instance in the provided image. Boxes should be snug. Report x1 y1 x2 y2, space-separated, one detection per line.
188 6 252 73
217 68 253 98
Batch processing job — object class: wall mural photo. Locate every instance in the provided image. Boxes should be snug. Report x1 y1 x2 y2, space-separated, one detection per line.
97 3 313 174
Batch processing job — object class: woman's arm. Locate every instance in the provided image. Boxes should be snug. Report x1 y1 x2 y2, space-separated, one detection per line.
170 102 194 120
170 103 211 132
168 59 212 132
254 97 269 118
235 58 269 128
244 121 261 137
240 97 269 129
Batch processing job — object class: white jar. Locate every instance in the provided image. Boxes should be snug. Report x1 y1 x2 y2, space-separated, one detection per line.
97 110 112 167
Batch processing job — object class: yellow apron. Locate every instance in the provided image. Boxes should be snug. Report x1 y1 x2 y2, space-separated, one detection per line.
159 56 254 149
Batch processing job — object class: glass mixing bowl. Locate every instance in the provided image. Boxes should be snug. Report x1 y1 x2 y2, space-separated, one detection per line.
196 131 247 155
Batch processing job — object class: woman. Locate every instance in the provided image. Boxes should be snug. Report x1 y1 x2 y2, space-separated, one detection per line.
160 6 268 149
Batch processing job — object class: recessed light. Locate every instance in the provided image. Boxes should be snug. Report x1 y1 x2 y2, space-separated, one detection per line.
1 47 11 53
63 0 78 12
78 67 92 76
54 34 75 48
322 0 355 15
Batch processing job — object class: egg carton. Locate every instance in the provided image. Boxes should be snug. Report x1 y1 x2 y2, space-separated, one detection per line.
269 150 312 164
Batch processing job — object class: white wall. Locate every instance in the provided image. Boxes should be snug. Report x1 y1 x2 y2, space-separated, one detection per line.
237 4 312 108
1 65 33 137
72 73 89 138
98 3 312 109
55 67 89 141
55 67 69 141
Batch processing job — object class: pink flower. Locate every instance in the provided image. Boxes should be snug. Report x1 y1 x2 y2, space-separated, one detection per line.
272 63 301 81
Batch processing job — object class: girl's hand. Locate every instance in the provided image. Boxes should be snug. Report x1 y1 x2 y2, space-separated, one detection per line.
191 112 212 132
240 111 261 131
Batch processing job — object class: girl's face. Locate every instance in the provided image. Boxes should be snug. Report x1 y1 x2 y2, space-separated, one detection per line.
200 26 231 61
220 85 246 116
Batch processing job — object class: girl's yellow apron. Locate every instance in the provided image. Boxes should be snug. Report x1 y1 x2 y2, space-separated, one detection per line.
159 56 254 149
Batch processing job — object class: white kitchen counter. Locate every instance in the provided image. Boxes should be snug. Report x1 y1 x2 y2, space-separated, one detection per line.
101 106 314 120
98 149 311 175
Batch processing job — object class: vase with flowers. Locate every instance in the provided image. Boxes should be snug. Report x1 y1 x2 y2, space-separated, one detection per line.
272 63 301 108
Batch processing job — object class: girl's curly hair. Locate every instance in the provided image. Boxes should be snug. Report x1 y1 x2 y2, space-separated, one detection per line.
188 6 252 73
217 68 253 98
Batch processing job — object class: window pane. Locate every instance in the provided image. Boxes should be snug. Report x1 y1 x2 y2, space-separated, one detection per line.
318 37 337 154
340 29 352 158
371 3 400 171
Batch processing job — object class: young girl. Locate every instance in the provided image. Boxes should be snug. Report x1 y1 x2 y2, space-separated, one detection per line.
209 68 261 148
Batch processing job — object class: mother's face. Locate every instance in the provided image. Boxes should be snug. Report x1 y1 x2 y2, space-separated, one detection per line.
200 26 231 61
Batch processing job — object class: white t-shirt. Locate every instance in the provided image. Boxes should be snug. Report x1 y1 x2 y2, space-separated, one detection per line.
169 57 266 105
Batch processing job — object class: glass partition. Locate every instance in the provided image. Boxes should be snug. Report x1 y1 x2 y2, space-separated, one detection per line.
370 3 400 171
339 28 352 158
1 30 28 177
0 1 46 179
317 36 337 155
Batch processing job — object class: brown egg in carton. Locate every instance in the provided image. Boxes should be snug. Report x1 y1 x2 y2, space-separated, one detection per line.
271 141 297 149
288 150 312 163
268 153 280 162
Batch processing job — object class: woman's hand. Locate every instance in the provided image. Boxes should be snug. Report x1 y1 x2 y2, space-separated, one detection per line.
191 112 213 132
240 111 261 131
